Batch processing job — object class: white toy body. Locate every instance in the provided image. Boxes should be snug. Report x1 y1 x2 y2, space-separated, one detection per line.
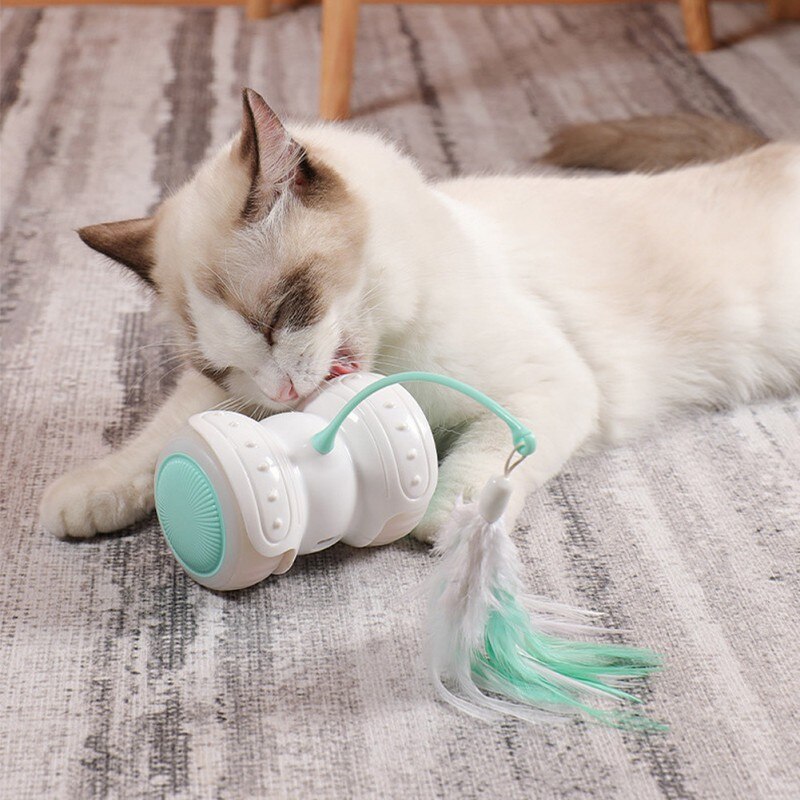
155 373 438 590
154 370 661 727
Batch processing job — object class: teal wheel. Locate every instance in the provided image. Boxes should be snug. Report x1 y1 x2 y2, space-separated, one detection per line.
155 454 225 577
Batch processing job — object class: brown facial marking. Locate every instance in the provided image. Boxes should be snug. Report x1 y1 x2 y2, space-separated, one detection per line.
195 363 232 388
181 303 197 338
173 313 227 388
294 154 350 211
273 265 324 331
77 217 156 286
176 303 230 388
195 268 251 325
201 271 228 305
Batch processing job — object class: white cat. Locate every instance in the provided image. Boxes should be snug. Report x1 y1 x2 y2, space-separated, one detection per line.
40 90 800 543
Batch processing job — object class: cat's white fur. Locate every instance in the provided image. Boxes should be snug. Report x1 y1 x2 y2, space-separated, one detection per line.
40 105 800 542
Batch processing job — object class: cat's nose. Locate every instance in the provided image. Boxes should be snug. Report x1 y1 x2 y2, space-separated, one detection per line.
275 380 298 403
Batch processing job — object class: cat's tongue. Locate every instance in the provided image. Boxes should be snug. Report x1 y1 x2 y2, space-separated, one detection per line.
326 348 360 380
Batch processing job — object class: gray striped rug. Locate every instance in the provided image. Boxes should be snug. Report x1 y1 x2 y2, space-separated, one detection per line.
2 4 799 798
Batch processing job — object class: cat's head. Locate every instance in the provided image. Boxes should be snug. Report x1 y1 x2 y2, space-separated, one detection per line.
78 89 378 411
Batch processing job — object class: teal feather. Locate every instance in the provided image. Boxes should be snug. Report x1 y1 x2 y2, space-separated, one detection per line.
473 590 664 730
427 496 665 731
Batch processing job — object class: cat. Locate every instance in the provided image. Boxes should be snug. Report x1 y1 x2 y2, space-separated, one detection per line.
39 90 800 544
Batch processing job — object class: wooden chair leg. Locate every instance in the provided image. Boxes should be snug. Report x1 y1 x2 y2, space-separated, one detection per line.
320 0 360 121
679 0 714 52
246 0 272 21
769 0 800 19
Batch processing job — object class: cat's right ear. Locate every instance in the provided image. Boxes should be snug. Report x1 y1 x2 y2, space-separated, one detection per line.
77 217 156 287
237 88 301 221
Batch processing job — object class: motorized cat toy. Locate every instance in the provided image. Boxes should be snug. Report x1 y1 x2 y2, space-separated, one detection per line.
155 371 663 729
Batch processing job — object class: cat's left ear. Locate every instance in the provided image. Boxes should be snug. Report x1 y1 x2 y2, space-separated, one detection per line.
77 217 156 286
237 88 303 221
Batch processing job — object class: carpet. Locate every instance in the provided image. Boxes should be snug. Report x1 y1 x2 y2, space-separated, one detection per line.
1 4 799 798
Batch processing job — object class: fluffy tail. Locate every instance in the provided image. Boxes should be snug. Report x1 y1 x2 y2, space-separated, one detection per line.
542 114 768 173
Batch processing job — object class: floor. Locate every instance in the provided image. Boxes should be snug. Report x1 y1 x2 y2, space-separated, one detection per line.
1 4 799 798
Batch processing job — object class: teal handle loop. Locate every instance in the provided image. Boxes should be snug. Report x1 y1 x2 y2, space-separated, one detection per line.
310 371 536 457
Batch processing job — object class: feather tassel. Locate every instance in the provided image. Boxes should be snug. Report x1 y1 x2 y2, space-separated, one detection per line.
426 476 664 730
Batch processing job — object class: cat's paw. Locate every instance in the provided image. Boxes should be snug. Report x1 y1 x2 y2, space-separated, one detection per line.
410 491 460 544
40 463 154 539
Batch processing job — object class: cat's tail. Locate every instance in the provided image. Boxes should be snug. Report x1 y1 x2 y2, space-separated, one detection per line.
542 114 768 173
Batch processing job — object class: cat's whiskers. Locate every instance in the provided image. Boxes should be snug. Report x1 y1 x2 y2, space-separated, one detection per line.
197 258 251 310
126 351 193 398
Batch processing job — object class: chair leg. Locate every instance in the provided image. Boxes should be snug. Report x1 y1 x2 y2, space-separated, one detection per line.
679 0 714 52
320 0 360 121
769 0 800 19
246 0 272 21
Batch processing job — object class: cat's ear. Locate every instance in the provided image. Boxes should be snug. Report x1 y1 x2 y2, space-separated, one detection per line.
77 217 156 286
237 88 302 220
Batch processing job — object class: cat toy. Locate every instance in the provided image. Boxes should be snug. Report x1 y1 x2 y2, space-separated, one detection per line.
155 371 662 728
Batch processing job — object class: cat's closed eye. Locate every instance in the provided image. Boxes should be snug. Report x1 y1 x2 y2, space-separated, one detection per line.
260 301 287 347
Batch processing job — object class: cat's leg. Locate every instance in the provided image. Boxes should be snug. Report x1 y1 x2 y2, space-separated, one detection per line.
411 369 600 544
40 369 228 539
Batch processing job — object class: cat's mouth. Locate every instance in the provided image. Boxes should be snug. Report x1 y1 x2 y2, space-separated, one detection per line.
325 345 361 381
253 345 361 406
268 346 359 406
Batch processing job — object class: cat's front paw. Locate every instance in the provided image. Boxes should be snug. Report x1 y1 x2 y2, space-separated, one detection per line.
40 462 155 539
411 491 461 544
